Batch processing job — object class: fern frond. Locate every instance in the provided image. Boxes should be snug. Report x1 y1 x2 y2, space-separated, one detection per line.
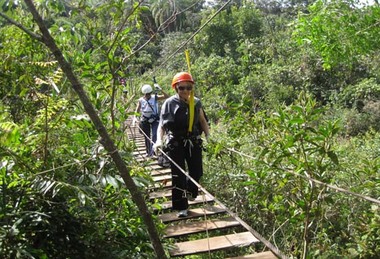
30 61 58 67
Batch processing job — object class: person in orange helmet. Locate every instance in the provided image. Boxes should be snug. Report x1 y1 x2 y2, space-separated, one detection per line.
154 72 210 218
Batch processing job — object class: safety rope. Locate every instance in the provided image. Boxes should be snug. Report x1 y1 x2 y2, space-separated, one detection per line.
201 188 212 258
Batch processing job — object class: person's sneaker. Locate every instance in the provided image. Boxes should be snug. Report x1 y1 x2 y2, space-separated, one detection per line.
177 210 188 218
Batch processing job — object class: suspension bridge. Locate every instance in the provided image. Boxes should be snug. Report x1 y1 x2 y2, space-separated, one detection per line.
126 121 286 258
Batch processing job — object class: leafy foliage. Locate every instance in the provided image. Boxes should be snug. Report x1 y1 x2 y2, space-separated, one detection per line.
1 0 163 257
294 0 380 70
204 92 379 257
1 0 380 257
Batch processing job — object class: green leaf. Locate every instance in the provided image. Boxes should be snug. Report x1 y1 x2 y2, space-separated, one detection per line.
106 174 119 189
327 151 339 165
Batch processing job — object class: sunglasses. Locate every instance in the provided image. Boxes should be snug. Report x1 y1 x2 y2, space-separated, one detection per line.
177 85 193 91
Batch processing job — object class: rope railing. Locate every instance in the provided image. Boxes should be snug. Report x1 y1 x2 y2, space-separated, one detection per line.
226 147 380 205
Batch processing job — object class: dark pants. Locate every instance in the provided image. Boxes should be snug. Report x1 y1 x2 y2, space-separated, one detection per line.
139 120 158 156
167 138 203 210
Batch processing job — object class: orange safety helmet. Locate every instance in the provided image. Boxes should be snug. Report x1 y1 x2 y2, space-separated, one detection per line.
171 72 194 89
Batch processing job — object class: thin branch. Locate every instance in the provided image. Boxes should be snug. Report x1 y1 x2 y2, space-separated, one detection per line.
0 11 42 41
107 0 145 56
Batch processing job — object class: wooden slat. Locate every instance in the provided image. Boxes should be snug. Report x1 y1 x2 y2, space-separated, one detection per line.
132 151 146 156
146 162 163 167
152 174 171 182
164 216 240 238
158 204 226 223
169 232 259 257
149 189 172 199
227 251 278 259
157 193 214 210
135 157 151 163
149 189 209 201
152 180 172 189
148 164 168 170
134 156 158 162
150 168 172 176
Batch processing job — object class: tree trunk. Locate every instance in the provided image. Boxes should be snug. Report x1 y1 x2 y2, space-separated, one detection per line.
23 1 167 258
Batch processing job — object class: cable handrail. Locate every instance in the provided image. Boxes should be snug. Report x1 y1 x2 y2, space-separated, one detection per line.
226 147 380 205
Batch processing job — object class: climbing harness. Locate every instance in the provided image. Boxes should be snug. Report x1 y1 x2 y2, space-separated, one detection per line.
183 138 194 157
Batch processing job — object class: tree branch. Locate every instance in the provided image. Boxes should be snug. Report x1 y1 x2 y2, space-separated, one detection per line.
0 11 42 42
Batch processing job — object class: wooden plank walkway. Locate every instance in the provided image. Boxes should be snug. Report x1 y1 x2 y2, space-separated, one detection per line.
125 122 283 258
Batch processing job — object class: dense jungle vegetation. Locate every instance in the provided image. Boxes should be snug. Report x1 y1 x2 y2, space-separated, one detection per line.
1 0 379 258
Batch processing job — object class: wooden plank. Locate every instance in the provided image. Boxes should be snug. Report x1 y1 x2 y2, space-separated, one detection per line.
135 148 146 153
164 216 241 238
150 168 172 176
158 204 226 223
156 193 214 210
135 157 152 163
134 155 158 162
149 189 172 199
169 232 259 257
151 180 172 189
227 251 278 259
149 164 168 170
132 151 146 156
152 174 171 182
149 189 209 201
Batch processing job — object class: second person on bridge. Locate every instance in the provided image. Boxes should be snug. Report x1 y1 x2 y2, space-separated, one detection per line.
154 72 210 218
134 83 169 157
